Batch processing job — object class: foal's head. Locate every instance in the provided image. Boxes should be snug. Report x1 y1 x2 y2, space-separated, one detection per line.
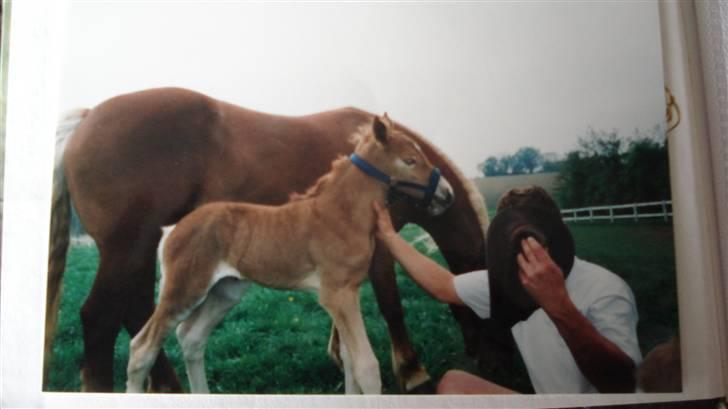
355 114 454 216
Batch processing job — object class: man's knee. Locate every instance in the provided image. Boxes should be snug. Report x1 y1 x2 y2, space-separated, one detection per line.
436 369 517 394
436 370 469 394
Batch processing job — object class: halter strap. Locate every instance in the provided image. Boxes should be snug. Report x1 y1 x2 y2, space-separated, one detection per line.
350 153 393 186
349 153 442 208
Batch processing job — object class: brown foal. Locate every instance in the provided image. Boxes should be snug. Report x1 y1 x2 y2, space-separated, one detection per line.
125 115 454 394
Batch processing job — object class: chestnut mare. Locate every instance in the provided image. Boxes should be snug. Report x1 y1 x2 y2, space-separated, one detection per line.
126 115 453 394
45 88 489 392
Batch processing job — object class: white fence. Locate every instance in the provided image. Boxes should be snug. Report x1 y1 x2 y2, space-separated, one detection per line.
561 200 672 222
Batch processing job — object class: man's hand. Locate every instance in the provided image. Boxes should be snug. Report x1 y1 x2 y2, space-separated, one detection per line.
517 237 637 392
516 237 570 315
371 201 462 305
372 201 397 243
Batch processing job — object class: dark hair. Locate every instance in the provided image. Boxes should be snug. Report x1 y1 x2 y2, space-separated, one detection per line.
496 186 560 215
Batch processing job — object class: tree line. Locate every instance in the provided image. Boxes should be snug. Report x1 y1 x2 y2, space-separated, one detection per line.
478 147 563 176
555 127 670 208
480 125 671 209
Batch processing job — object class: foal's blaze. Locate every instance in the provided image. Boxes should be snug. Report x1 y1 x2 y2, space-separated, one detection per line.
125 116 453 394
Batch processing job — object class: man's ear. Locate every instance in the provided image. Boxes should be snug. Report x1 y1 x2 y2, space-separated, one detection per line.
373 114 390 144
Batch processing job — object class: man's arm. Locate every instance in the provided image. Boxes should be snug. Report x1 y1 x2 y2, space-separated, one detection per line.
373 201 463 305
517 237 637 393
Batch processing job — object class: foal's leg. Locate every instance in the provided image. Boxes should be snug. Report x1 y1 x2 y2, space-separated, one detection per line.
121 243 184 393
327 326 361 394
340 333 363 394
368 246 431 392
175 277 250 393
126 285 210 392
126 305 182 393
320 285 381 394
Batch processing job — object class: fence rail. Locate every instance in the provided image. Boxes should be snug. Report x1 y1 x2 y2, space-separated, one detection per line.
561 200 672 222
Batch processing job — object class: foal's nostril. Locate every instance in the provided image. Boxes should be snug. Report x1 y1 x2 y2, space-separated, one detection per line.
445 190 454 204
436 190 454 206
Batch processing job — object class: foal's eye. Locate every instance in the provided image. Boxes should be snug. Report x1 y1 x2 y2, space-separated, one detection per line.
404 158 417 166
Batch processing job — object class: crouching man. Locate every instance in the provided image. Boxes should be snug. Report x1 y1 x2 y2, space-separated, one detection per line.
373 186 642 393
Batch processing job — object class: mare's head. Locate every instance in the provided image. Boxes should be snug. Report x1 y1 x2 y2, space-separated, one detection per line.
354 114 455 216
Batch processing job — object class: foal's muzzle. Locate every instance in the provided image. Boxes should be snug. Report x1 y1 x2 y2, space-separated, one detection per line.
350 153 455 215
388 168 455 216
427 176 455 216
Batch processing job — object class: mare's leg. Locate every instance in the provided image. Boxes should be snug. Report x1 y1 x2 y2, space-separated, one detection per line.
319 285 381 394
368 246 431 392
175 277 250 393
79 248 124 392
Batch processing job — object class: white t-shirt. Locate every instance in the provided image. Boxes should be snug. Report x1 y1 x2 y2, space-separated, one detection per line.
453 257 642 393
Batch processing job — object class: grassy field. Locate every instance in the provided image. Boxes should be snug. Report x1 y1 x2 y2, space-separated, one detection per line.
46 220 678 393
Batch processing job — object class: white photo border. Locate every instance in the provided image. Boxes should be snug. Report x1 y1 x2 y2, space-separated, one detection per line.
1 1 724 407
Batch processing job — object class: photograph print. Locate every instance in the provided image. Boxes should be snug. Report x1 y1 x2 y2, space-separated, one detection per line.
43 1 680 395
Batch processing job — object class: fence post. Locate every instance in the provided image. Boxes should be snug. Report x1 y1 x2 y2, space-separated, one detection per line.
633 205 638 222
589 208 593 222
609 207 614 223
662 201 668 221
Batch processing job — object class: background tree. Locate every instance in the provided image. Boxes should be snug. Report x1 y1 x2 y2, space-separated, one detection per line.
483 156 501 177
480 148 560 176
513 147 542 174
541 152 563 172
498 155 515 175
555 126 670 208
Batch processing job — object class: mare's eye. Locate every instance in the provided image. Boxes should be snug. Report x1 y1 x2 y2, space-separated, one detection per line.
404 158 417 166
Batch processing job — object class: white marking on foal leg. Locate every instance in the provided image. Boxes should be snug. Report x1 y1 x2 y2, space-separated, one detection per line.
126 327 156 392
176 277 249 394
339 337 362 394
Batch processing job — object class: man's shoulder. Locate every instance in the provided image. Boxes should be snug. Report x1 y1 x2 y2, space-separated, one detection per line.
567 258 634 304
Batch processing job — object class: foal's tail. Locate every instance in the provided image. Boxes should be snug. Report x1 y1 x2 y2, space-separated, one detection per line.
44 108 89 387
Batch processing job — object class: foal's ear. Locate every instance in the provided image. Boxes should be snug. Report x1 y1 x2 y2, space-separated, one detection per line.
373 113 391 144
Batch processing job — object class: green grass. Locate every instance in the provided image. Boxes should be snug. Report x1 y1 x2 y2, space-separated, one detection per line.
566 220 678 351
46 221 678 393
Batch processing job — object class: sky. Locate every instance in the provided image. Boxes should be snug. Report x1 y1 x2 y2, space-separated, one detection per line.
59 1 665 177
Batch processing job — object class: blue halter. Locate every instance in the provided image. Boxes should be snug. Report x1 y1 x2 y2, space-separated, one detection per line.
350 153 442 208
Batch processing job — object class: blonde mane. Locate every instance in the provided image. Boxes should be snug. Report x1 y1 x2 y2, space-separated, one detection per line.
288 155 351 202
290 123 375 202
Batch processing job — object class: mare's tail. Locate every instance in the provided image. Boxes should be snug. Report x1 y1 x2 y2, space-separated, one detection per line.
44 108 89 387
